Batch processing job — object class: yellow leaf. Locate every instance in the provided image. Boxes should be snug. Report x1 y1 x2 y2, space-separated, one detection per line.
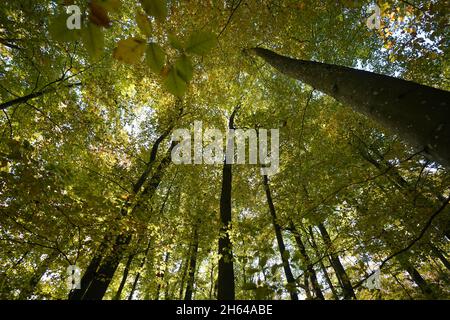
113 38 147 64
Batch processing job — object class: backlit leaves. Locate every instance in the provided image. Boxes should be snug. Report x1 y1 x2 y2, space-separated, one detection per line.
139 0 168 21
163 66 187 97
174 55 193 82
136 12 152 37
48 14 80 43
82 22 104 60
162 55 194 96
145 42 166 73
93 0 122 12
185 31 217 55
89 1 111 27
113 38 146 64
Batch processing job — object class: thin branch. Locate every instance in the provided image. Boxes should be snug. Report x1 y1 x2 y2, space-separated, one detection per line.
218 0 244 38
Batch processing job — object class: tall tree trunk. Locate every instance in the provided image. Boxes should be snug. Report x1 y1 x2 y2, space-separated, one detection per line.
178 254 190 299
303 274 312 299
317 223 356 299
80 233 132 300
68 238 109 300
251 47 450 167
73 144 174 300
113 253 135 300
155 252 170 300
289 222 324 299
184 225 199 300
68 108 181 300
217 107 240 300
308 226 339 300
397 255 436 298
262 176 298 300
128 239 152 300
429 243 450 272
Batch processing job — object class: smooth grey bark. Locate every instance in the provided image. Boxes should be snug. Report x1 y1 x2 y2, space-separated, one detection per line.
252 47 450 167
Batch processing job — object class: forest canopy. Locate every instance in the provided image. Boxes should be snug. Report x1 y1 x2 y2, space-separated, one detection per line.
0 0 449 301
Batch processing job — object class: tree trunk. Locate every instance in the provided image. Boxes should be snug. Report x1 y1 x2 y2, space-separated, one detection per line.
128 239 152 300
290 222 324 299
429 243 450 272
308 226 339 300
303 274 312 299
68 238 109 300
217 107 240 300
73 149 172 300
263 176 298 300
178 254 190 300
251 47 450 167
317 223 356 299
80 233 132 300
113 253 135 300
67 109 181 300
184 225 199 300
397 255 436 298
155 252 170 300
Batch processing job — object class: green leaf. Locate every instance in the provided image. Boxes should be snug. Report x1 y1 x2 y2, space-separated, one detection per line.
174 55 193 82
185 31 217 55
139 0 167 21
258 255 268 268
136 12 152 37
255 286 270 299
242 282 257 290
163 66 187 97
246 267 259 274
168 33 184 50
49 14 80 43
270 264 281 275
145 43 166 73
82 22 104 60
93 0 122 12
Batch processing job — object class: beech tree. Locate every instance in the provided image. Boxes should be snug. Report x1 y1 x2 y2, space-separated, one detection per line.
1 0 449 301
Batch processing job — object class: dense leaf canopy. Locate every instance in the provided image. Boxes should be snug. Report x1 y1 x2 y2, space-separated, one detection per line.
0 0 449 300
